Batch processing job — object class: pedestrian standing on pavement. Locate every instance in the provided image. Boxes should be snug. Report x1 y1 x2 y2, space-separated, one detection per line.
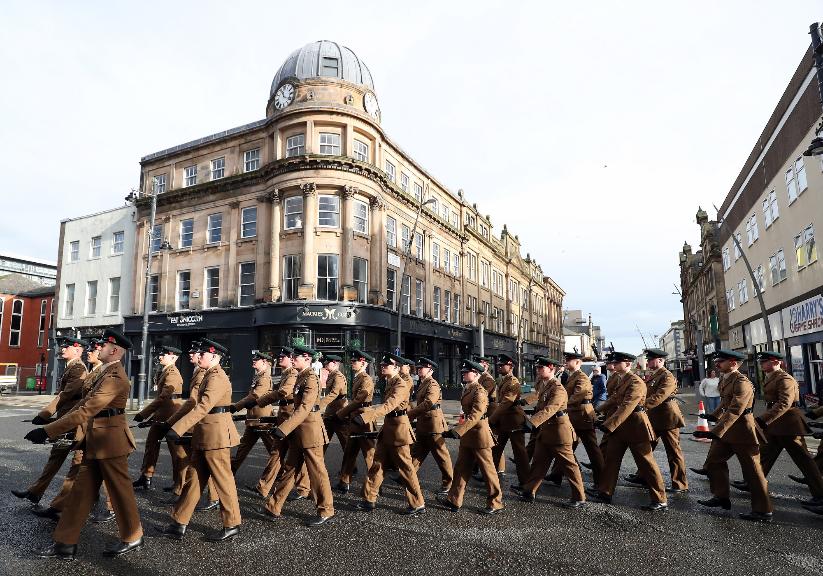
591 366 608 407
700 370 721 413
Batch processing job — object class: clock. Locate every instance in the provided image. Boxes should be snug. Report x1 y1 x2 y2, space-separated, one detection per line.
274 83 295 109
363 91 380 119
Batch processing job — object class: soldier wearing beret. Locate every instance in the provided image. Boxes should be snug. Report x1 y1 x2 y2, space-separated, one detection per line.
132 345 187 494
27 329 144 560
336 349 376 493
437 360 503 514
228 351 277 475
587 352 668 512
319 353 349 454
407 357 453 494
624 349 688 494
694 349 773 522
256 344 335 526
162 338 242 542
521 357 558 462
354 353 426 515
13 337 88 506
489 353 530 484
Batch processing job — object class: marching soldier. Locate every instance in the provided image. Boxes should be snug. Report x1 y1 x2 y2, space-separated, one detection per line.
408 356 453 495
624 349 688 494
472 355 496 480
319 353 348 453
514 356 585 507
693 349 773 522
132 345 187 495
161 339 241 542
437 359 503 514
27 329 144 560
336 349 376 493
255 344 335 526
13 337 87 506
586 352 668 512
521 361 556 462
489 354 529 484
228 351 277 474
354 353 426 515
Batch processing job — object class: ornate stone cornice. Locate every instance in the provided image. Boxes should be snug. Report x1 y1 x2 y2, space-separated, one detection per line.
369 195 385 211
342 185 358 199
301 182 317 197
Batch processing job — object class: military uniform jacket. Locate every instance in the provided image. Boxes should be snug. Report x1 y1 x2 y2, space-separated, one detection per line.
644 367 685 431
565 369 596 431
44 361 136 460
137 364 185 422
257 367 298 422
337 370 375 433
72 362 105 446
529 377 576 446
407 376 447 434
489 374 525 432
360 374 415 447
454 381 495 449
277 367 329 449
233 370 274 419
520 377 549 406
40 358 87 420
169 364 239 451
319 370 347 416
759 369 808 436
479 371 496 408
601 372 655 443
709 370 760 445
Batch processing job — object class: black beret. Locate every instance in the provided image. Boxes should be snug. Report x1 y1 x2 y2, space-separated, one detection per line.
461 359 484 374
188 340 202 353
610 351 636 363
322 353 343 364
497 353 515 365
252 350 273 362
292 344 318 358
400 357 416 367
473 355 493 363
85 338 103 351
102 329 132 350
644 348 669 359
197 338 227 355
535 356 560 368
277 346 295 358
564 351 584 360
417 357 438 370
59 336 87 349
160 345 182 355
713 349 746 361
755 350 783 362
349 348 374 363
380 353 404 366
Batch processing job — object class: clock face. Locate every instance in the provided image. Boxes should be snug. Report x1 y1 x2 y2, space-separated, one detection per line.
363 91 379 119
274 83 295 109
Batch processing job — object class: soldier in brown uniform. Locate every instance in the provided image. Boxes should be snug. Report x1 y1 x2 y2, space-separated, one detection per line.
336 349 376 493
228 351 276 474
319 353 348 453
407 357 453 494
490 354 529 484
161 339 242 542
254 344 335 526
437 359 503 514
13 337 88 506
624 349 688 493
27 329 144 560
514 356 585 507
132 345 187 494
694 349 773 522
471 356 496 481
354 353 426 515
727 351 823 510
586 352 668 511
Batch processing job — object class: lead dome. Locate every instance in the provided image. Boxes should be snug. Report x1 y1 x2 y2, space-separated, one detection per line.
270 40 375 96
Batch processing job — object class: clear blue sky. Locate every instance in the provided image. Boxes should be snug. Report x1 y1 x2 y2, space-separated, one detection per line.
1 0 820 353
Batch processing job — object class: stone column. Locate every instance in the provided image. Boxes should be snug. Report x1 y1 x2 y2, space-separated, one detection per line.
299 183 317 298
226 201 240 307
266 189 281 301
368 196 385 305
341 185 356 300
424 230 433 318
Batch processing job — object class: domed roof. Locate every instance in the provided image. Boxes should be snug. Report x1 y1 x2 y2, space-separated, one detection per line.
270 40 375 96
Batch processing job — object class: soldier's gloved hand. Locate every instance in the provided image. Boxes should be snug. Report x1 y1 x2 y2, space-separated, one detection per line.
352 414 366 426
25 428 49 444
595 422 609 434
164 428 180 443
704 414 718 423
806 409 818 419
272 427 286 440
441 429 459 439
522 420 535 433
31 415 49 425
133 413 145 422
755 416 767 430
228 405 239 414
693 430 718 440
814 431 823 440
517 398 529 406
243 398 258 410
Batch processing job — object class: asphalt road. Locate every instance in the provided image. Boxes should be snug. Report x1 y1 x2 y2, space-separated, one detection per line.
1 395 823 576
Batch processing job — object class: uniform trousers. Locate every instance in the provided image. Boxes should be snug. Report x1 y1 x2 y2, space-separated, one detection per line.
524 438 585 501
265 442 334 517
339 434 375 484
172 447 241 527
323 416 349 453
52 456 143 546
491 430 530 484
50 449 113 512
142 423 189 494
411 434 454 489
363 442 424 508
705 439 772 513
652 428 688 490
598 434 667 504
28 445 72 498
550 428 604 485
447 445 502 510
256 436 311 497
180 446 218 501
231 426 277 473
760 434 823 498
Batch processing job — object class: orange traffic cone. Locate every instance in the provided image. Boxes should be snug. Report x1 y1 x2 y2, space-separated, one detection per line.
691 400 712 443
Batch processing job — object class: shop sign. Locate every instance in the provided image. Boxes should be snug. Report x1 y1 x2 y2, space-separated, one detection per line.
296 306 355 322
728 326 744 350
782 294 823 337
315 334 343 347
168 313 203 327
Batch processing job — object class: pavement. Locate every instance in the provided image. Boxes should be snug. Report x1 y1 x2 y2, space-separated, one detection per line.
1 391 823 575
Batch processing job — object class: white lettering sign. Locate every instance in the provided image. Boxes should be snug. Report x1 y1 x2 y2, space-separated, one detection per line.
781 294 823 337
168 313 203 327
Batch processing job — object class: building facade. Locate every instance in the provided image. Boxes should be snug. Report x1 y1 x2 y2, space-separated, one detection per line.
717 45 823 398
126 40 564 391
659 320 687 376
0 254 56 286
54 206 137 338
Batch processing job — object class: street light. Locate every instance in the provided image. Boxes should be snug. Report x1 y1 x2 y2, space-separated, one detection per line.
476 308 497 357
395 197 437 355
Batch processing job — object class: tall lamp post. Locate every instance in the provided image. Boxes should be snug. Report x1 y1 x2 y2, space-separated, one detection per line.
395 197 436 355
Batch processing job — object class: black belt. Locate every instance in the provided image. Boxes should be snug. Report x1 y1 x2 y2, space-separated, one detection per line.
279 400 294 407
664 397 679 402
94 408 125 418
579 400 592 405
310 405 320 412
633 406 646 413
359 401 372 407
551 410 568 419
429 403 441 411
721 407 753 414
386 409 407 418
480 414 488 420
765 401 799 408
209 406 230 414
